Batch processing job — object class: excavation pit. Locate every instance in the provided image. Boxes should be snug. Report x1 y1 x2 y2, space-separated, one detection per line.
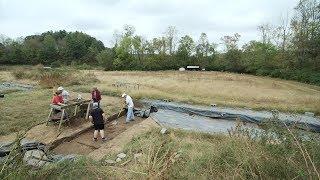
52 116 145 155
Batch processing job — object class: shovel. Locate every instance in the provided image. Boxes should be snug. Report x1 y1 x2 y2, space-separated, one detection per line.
112 105 125 125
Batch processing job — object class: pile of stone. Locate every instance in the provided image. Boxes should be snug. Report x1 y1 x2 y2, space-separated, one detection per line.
0 138 77 168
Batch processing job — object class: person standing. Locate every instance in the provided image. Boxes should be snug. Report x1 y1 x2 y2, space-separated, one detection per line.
89 102 106 141
57 86 70 103
91 87 102 107
121 93 134 123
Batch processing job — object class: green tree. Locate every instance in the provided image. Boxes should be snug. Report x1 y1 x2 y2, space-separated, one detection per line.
22 38 41 64
164 26 178 55
195 33 216 68
96 48 115 70
291 0 320 70
39 34 57 65
242 41 278 73
221 33 243 72
177 35 195 67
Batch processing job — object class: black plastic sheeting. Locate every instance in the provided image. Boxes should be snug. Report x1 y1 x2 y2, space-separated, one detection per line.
133 105 158 118
0 82 34 92
141 100 320 133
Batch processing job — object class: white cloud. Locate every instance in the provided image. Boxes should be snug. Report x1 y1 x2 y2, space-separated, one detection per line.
0 0 299 48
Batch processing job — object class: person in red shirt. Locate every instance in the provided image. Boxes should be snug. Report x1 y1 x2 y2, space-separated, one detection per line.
52 91 65 106
91 87 101 107
50 91 67 119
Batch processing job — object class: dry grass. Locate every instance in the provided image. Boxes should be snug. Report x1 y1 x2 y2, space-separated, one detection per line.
85 70 320 114
2 127 320 179
0 89 52 135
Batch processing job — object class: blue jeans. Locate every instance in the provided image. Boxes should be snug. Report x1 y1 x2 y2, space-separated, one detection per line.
126 107 134 122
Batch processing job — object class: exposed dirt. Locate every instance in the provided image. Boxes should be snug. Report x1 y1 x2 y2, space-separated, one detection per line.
52 116 145 155
88 118 159 160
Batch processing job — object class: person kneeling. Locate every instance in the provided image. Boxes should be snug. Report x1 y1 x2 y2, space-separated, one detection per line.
89 102 106 142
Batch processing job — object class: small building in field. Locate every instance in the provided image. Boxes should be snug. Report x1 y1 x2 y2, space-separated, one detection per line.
186 66 200 71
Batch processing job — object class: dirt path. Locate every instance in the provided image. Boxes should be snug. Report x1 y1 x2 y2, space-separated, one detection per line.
52 116 146 155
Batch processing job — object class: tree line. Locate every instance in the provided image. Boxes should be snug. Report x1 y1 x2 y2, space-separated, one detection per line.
0 0 319 85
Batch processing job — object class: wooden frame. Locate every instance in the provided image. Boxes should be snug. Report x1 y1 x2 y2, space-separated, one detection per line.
47 99 92 134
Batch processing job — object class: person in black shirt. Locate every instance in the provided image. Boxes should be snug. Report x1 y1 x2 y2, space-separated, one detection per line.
89 102 106 141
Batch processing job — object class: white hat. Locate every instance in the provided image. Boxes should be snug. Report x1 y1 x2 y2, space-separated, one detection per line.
57 86 64 91
121 93 127 98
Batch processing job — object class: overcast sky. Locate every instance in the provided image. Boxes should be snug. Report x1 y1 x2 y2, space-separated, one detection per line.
0 0 299 48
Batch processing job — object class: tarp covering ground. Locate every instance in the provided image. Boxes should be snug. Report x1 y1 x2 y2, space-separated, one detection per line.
141 100 320 133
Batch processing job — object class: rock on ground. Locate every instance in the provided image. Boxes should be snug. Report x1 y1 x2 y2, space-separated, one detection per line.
24 149 49 161
23 150 50 168
160 128 168 134
117 153 126 159
25 158 50 168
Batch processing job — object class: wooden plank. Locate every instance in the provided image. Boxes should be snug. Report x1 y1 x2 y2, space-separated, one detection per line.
60 100 91 109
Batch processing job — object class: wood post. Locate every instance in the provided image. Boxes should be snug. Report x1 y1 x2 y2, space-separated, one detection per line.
58 109 65 133
85 102 91 119
74 105 78 116
46 108 53 126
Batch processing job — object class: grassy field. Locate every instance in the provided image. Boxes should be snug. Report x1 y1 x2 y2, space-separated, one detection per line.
1 66 320 135
80 70 320 114
2 127 320 179
1 66 320 179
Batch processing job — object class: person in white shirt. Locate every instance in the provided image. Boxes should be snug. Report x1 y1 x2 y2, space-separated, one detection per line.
57 86 70 103
121 93 134 123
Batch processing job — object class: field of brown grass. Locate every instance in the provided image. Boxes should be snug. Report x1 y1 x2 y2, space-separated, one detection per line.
86 70 320 114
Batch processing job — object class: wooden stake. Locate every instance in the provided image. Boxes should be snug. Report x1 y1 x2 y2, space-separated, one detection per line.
46 108 53 126
85 103 91 119
58 109 65 133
